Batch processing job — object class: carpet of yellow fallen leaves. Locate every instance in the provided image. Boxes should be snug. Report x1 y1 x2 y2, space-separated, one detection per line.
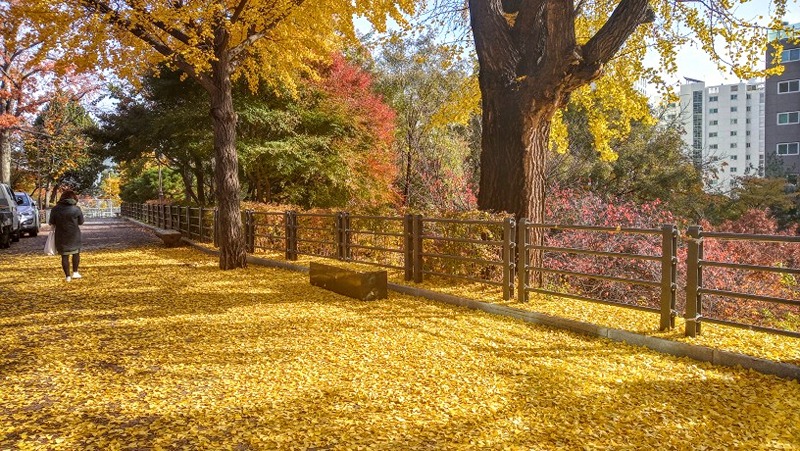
247 247 800 366
2 245 800 449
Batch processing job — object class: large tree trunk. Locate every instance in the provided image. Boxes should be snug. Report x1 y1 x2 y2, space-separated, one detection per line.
478 82 554 288
209 55 247 269
469 0 653 291
193 157 206 205
0 131 11 185
179 166 198 203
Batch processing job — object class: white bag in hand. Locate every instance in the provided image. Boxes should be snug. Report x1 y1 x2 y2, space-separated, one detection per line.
44 230 56 256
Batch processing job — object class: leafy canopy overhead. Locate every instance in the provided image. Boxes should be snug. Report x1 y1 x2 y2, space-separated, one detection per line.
28 0 415 92
428 0 794 161
555 0 794 160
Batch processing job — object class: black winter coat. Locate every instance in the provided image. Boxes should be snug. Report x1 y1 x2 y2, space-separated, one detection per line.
49 199 84 254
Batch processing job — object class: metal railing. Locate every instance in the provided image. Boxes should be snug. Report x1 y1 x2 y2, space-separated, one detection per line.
419 216 516 301
517 222 678 331
685 226 800 338
121 202 800 337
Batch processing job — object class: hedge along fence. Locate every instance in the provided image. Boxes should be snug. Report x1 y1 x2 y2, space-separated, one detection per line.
121 203 800 337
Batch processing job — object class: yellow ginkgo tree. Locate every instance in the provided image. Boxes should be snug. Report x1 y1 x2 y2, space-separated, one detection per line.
25 0 414 269
460 0 793 286
468 0 791 223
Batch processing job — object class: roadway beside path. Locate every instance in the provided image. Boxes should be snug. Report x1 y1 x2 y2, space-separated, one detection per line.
0 217 160 256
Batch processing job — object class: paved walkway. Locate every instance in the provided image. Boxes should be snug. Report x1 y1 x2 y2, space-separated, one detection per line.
0 217 159 256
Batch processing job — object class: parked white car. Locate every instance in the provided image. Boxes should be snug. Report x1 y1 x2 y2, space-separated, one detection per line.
0 183 21 248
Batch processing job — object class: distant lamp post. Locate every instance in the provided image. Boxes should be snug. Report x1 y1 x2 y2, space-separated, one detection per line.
156 152 164 201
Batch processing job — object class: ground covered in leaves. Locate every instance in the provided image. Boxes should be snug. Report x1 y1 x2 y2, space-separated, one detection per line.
2 241 800 449
247 247 800 366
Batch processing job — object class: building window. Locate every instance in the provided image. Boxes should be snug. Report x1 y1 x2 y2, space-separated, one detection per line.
730 131 737 136
782 48 800 63
709 87 719 94
746 131 751 136
746 119 751 124
746 106 751 112
731 94 738 100
746 155 751 160
710 108 718 113
709 144 718 150
731 106 738 112
777 142 800 155
709 95 718 102
778 111 800 125
730 86 739 92
747 94 752 100
709 132 718 137
730 167 738 173
730 155 738 160
778 80 800 94
730 143 738 148
709 120 718 125
731 119 738 124
692 91 703 163
746 143 751 148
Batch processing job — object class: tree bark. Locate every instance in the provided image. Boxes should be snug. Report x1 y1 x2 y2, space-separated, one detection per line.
470 0 653 288
478 81 552 286
193 156 206 205
179 167 198 203
0 131 11 185
209 50 247 269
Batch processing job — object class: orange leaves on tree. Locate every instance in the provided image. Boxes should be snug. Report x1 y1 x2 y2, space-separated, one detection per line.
315 54 399 209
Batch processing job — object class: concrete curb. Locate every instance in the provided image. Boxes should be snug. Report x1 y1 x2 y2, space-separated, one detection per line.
125 217 800 381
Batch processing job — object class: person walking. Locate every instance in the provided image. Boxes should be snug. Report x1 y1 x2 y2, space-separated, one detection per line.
48 190 85 282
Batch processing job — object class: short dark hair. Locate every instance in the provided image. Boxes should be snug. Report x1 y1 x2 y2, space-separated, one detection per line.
59 189 78 202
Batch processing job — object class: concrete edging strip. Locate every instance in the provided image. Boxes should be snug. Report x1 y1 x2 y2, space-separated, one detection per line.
125 217 800 381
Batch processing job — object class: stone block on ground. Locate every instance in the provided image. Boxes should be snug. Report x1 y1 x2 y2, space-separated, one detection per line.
154 228 183 248
310 262 387 301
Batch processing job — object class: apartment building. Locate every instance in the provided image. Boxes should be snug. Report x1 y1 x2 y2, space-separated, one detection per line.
678 79 766 192
765 23 800 179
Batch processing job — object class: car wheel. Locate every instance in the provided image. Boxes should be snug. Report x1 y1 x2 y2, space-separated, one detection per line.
0 229 10 249
30 230 38 237
11 231 20 242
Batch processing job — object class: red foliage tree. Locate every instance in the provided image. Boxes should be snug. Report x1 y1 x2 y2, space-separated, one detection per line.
314 54 399 209
0 2 100 185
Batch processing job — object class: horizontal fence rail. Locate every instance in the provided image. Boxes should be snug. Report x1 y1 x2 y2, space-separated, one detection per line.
517 221 678 331
420 216 515 301
121 202 800 338
685 226 800 338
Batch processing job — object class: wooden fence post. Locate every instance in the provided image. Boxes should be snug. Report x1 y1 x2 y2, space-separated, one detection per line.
213 209 219 247
660 224 678 331
343 212 352 261
199 207 205 241
412 215 423 283
685 226 703 337
285 211 298 261
246 210 255 253
502 217 516 301
516 219 529 303
403 214 413 281
336 212 345 260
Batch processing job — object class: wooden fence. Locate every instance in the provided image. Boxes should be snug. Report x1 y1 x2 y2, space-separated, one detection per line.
121 202 800 338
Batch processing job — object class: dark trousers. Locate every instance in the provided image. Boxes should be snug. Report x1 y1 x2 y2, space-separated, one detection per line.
61 254 80 277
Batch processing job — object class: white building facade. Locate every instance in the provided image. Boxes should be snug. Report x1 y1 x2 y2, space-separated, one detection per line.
678 79 766 192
